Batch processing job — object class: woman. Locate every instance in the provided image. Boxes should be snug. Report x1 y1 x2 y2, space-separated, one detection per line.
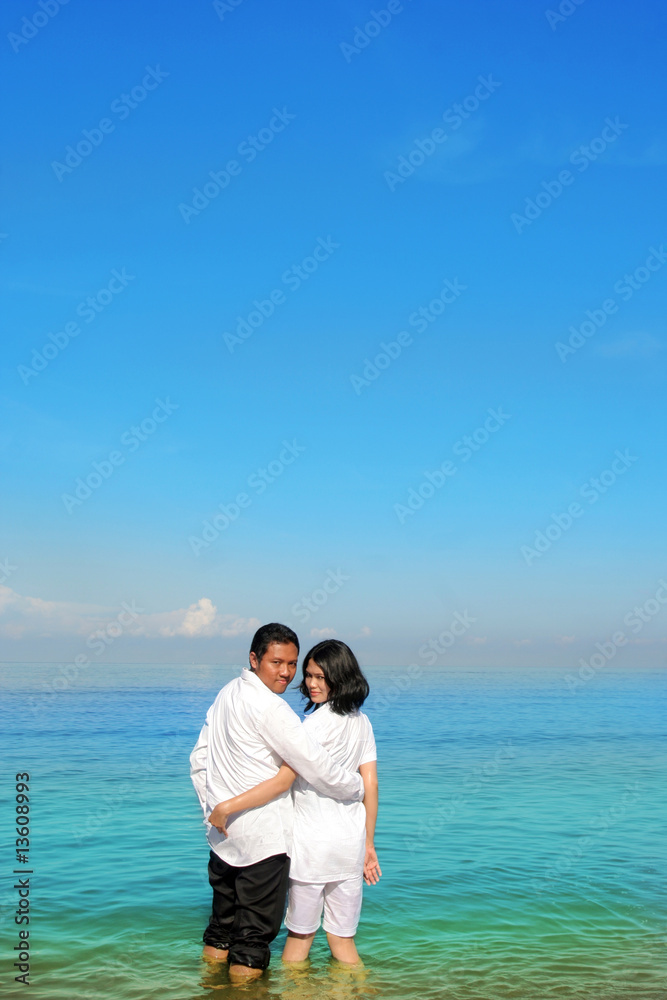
208 639 380 966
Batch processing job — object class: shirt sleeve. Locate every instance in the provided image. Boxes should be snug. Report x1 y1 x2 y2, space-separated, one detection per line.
189 720 209 817
259 701 364 802
359 716 377 766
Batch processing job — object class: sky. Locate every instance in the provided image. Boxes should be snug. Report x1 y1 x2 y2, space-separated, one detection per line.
1 0 666 669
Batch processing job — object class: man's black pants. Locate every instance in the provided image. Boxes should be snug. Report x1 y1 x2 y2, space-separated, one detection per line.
203 851 291 970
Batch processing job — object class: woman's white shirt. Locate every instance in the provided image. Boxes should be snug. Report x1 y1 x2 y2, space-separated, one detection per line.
289 702 377 883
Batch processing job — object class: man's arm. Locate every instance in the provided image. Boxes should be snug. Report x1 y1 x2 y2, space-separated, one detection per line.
189 721 209 817
260 703 364 802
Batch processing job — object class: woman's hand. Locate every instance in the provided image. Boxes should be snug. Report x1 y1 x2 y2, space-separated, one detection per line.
207 801 234 836
363 843 382 885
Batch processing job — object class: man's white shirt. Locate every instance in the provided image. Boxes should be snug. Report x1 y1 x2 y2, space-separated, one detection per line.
289 702 377 882
190 667 365 867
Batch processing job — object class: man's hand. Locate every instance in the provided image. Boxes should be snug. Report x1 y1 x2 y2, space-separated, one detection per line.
363 843 382 885
207 801 233 836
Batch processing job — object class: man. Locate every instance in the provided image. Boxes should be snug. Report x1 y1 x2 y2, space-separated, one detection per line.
190 622 364 981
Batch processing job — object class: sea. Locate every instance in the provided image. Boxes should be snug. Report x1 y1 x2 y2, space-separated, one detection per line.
0 662 665 1000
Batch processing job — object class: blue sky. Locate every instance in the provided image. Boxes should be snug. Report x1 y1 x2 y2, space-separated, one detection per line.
2 0 666 667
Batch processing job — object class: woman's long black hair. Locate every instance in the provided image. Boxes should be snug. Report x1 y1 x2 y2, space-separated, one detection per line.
299 639 370 715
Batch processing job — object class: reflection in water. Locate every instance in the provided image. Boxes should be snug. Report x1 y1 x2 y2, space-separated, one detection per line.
197 954 377 1000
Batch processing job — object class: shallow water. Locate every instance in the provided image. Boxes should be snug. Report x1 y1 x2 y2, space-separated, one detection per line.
1 662 665 999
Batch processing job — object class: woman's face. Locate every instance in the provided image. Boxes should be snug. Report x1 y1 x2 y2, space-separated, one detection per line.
304 659 330 704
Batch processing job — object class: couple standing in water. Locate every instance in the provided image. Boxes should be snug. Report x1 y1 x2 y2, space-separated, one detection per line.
190 622 380 981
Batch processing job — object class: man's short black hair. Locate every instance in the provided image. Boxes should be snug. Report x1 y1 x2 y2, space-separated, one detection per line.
250 623 300 663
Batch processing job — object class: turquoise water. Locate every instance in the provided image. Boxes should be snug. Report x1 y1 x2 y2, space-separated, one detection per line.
1 663 665 1000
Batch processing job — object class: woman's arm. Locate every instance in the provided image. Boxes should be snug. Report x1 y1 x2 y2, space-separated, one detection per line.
359 761 381 885
207 763 297 835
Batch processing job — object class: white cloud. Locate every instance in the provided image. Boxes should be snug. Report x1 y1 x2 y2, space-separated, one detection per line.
310 627 337 638
0 584 107 638
0 586 258 640
133 598 259 638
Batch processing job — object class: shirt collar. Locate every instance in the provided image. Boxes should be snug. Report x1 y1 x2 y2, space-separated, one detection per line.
242 665 259 685
242 666 279 699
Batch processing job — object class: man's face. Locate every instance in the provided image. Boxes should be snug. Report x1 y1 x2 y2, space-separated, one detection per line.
249 642 299 694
